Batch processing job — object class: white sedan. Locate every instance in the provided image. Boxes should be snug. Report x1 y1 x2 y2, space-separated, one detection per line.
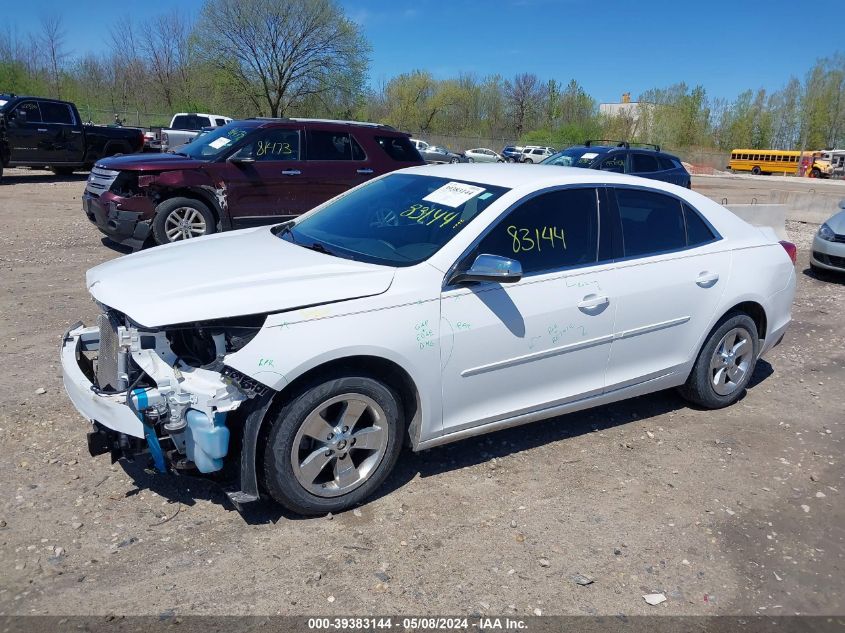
61 165 796 515
464 148 504 163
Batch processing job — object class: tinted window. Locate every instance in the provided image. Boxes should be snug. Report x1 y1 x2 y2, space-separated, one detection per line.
171 115 211 130
475 188 599 274
215 118 227 126
376 136 420 162
631 153 659 173
616 189 686 257
308 130 361 160
683 203 715 246
14 101 42 123
285 174 509 267
39 101 74 124
247 128 300 161
658 156 676 171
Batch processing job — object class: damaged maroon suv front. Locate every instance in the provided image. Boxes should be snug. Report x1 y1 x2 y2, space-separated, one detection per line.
82 118 424 249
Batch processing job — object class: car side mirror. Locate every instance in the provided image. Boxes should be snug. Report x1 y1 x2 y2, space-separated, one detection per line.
229 149 255 165
13 110 27 123
448 254 523 285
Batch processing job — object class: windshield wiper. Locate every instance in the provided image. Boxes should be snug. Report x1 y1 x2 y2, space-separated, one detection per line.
302 241 334 256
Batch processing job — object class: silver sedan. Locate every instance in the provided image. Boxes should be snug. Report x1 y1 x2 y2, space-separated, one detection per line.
463 148 504 163
810 202 845 274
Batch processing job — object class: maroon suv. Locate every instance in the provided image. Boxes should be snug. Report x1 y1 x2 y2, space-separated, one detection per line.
82 118 424 248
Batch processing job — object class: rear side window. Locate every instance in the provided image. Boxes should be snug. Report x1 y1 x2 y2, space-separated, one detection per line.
631 153 659 173
376 136 420 162
14 101 42 123
475 188 599 274
215 118 227 126
40 101 74 124
616 188 686 257
307 130 365 161
683 203 716 246
658 156 677 171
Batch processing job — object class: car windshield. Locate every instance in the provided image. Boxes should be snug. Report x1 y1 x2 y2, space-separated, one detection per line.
174 124 252 159
279 174 510 267
542 147 604 167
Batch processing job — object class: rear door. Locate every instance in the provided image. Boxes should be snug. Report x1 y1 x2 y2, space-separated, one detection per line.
221 125 309 225
303 127 375 207
629 152 663 181
38 100 84 163
602 186 730 390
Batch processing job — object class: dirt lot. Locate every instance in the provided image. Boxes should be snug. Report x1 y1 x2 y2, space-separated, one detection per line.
0 168 843 616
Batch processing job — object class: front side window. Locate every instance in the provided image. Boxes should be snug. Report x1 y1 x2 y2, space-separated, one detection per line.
244 128 301 161
542 147 603 168
13 101 41 123
39 101 74 124
599 154 626 173
474 188 599 275
307 130 365 161
281 174 510 266
616 188 686 257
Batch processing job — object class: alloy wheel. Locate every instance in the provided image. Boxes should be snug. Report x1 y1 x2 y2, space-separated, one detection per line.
290 393 389 498
164 207 208 241
710 327 752 395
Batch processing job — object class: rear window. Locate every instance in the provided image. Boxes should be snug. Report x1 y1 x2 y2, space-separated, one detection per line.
658 156 677 171
307 130 366 161
683 203 716 246
375 136 421 162
172 115 211 130
616 188 686 257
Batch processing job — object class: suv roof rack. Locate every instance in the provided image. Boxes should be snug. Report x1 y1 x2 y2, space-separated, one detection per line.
584 139 661 152
249 117 396 131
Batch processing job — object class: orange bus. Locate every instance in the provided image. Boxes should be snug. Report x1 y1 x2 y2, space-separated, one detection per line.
728 149 802 175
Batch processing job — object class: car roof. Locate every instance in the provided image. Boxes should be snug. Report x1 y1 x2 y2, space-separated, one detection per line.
563 145 681 160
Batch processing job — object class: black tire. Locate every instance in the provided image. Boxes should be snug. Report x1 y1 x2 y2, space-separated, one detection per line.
262 374 404 515
678 312 759 409
50 166 75 176
152 197 217 245
524 158 533 164
810 168 821 179
466 157 474 163
751 166 761 175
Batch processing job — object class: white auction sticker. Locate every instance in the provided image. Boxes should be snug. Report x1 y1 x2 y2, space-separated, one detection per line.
0 100 7 107
423 181 486 208
581 152 598 160
208 137 232 149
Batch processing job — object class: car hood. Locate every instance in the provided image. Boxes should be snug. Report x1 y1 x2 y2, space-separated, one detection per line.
824 209 845 234
95 152 206 172
86 227 396 327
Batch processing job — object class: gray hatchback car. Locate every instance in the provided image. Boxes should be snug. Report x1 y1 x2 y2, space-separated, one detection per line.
811 201 845 274
542 140 692 188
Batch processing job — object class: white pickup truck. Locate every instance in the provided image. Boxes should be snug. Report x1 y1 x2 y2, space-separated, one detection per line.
160 112 232 152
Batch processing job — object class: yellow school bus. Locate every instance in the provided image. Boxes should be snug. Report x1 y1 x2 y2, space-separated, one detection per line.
728 149 802 175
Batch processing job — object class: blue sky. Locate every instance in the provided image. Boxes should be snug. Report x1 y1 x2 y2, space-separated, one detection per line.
9 0 844 103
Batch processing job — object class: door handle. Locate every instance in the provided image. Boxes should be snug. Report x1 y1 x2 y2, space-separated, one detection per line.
696 271 719 288
356 168 374 175
70 130 82 134
37 128 48 133
281 169 301 176
577 294 610 312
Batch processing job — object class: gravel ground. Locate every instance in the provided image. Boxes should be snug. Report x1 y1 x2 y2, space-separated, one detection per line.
0 168 842 617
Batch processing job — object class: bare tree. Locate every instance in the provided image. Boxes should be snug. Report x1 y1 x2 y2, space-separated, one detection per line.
505 73 542 137
137 11 192 111
193 0 369 117
39 14 68 98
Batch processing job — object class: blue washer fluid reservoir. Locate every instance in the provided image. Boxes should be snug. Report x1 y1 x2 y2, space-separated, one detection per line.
184 409 230 473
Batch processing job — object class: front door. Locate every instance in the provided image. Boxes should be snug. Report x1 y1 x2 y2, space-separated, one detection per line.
602 187 730 390
38 100 84 164
221 126 308 226
5 100 44 163
440 187 616 435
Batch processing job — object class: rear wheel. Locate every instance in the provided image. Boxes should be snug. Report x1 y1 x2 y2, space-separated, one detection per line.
152 197 216 245
50 166 75 176
524 158 534 164
678 312 759 409
262 374 404 515
751 166 761 175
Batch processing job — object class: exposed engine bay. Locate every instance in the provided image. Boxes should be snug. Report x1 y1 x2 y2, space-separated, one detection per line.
74 307 267 475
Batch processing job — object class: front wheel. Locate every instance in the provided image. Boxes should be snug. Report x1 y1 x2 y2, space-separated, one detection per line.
810 168 821 179
152 197 216 245
262 374 404 515
524 158 533 164
50 166 76 176
450 157 460 164
678 312 759 409
751 166 761 175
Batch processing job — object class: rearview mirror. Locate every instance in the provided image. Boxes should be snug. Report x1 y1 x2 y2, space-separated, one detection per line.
448 254 523 285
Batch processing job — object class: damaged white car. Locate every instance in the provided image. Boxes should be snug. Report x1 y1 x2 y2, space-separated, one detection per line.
62 164 796 515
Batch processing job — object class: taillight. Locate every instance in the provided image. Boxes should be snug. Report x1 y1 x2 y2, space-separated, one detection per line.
779 240 797 264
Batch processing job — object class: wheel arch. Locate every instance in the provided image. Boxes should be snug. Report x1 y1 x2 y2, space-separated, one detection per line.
155 188 225 230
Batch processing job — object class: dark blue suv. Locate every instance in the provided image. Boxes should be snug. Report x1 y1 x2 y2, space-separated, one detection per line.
541 140 691 188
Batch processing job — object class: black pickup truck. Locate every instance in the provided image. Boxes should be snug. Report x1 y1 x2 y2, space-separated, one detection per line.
0 94 145 179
